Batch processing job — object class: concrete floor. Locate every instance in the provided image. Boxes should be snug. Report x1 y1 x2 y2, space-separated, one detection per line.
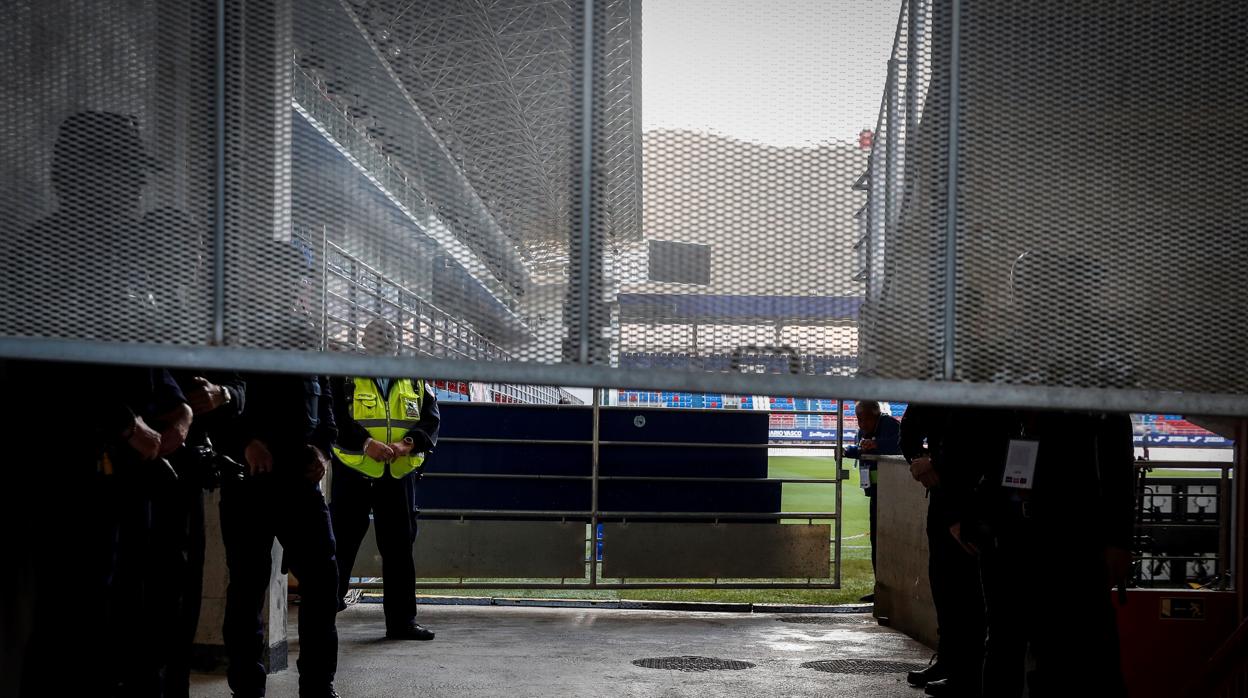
191 603 932 697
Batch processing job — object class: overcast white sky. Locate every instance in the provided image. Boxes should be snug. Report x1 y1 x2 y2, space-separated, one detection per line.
641 0 900 147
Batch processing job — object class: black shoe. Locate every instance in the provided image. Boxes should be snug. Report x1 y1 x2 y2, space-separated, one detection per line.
908 659 949 687
386 622 435 641
859 593 875 603
924 678 959 697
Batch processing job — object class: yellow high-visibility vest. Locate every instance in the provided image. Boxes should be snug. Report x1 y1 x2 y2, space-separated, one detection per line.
332 378 426 478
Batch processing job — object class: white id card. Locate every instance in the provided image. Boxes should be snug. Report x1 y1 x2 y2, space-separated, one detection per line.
1002 440 1039 489
859 465 872 490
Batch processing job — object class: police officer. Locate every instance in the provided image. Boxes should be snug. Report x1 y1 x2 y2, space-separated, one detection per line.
220 243 341 698
947 251 1135 697
152 371 246 698
900 405 1006 697
3 361 190 697
951 410 1133 698
1 111 195 696
220 369 339 698
331 319 440 640
843 400 901 601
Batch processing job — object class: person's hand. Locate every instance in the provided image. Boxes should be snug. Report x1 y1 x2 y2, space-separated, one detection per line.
158 403 194 456
186 377 229 415
305 445 330 483
364 438 395 462
127 416 162 461
861 438 878 450
244 439 274 476
949 522 979 556
1105 546 1132 588
909 456 940 489
388 440 414 459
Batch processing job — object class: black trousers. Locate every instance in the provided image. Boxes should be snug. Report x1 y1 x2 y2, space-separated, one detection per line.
979 512 1126 698
148 477 207 698
111 482 161 697
220 476 338 697
926 498 986 693
19 475 122 697
330 462 420 634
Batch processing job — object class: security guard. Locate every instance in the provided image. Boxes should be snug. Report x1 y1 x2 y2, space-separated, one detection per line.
221 370 339 698
3 362 189 697
220 244 341 698
1 112 194 696
953 410 1133 698
332 319 441 640
948 250 1135 697
900 405 1008 697
154 371 246 698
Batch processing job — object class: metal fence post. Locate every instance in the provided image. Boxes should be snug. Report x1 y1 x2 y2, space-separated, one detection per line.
574 0 597 365
590 387 601 586
212 0 226 345
834 398 844 588
941 0 962 381
885 59 899 235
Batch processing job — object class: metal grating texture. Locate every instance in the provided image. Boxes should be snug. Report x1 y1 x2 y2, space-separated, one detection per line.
801 659 925 675
632 656 755 672
0 2 219 346
2 1 1247 415
863 0 1248 402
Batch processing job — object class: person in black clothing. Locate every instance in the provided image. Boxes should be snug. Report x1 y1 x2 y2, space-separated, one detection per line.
330 319 441 641
843 400 902 601
150 371 246 698
950 410 1134 698
1 361 190 697
899 405 1004 697
1 111 198 696
220 370 339 698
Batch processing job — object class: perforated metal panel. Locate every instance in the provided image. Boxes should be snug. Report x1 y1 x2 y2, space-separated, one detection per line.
2 1 1246 414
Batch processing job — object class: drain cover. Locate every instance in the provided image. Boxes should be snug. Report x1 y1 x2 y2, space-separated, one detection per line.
801 659 925 675
632 656 756 672
779 616 870 625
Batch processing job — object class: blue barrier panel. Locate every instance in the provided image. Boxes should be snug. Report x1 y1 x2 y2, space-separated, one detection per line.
421 404 782 522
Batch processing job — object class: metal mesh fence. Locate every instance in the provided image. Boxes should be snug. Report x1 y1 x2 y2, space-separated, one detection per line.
2 0 1246 414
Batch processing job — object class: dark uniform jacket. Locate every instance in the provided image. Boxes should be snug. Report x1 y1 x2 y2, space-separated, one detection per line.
232 372 336 474
944 410 1135 550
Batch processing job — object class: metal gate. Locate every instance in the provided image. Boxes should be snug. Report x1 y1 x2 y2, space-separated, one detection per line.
349 392 849 590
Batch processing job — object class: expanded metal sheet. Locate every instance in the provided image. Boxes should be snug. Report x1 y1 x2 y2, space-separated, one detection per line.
867 1 1248 397
2 1 1247 413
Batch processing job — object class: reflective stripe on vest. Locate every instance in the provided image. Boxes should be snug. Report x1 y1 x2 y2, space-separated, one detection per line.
332 377 426 478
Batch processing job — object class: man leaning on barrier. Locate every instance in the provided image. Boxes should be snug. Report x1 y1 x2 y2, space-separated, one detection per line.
842 400 901 603
331 318 441 641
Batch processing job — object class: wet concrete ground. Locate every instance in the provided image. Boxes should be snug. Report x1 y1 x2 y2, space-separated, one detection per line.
191 603 931 697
